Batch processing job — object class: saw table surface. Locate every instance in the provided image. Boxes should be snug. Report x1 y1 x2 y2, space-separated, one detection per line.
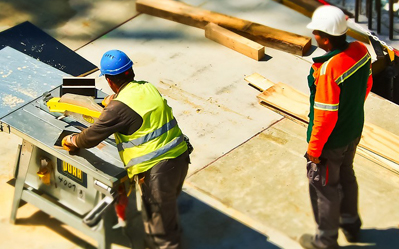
0 46 125 185
0 46 67 119
0 94 126 184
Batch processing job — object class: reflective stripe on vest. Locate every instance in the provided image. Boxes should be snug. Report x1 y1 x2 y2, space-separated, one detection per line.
320 59 331 76
114 82 186 170
117 118 177 152
314 101 339 111
125 135 184 168
335 53 371 85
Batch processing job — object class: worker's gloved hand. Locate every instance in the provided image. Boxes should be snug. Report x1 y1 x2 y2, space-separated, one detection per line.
308 154 320 164
305 152 320 164
102 94 116 107
62 134 79 152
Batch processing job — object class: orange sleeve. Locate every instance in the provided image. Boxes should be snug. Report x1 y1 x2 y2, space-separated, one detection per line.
307 70 340 158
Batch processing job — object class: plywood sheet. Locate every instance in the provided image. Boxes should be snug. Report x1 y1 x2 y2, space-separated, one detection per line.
187 119 312 247
77 13 286 176
0 0 138 50
0 22 97 76
187 118 399 247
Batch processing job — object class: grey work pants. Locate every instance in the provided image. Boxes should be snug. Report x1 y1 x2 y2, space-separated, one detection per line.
307 137 361 248
140 150 189 249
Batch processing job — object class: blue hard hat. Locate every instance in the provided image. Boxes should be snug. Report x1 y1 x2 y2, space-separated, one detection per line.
99 50 133 76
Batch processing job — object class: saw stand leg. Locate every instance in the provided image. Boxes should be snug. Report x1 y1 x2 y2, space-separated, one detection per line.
9 140 114 249
93 219 108 249
10 140 33 224
93 194 115 249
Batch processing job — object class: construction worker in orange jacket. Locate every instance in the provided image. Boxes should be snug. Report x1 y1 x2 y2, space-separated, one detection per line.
300 6 373 249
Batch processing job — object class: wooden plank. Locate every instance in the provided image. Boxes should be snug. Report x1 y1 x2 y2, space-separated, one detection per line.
136 0 311 56
252 75 399 165
258 83 310 123
356 144 399 175
244 73 275 92
205 23 265 61
360 122 399 166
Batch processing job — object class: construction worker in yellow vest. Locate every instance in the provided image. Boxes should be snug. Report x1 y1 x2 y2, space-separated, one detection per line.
62 49 192 249
300 5 372 249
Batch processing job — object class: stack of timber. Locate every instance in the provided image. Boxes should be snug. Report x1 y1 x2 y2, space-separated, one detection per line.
273 0 353 19
136 0 311 56
273 0 323 18
245 73 399 173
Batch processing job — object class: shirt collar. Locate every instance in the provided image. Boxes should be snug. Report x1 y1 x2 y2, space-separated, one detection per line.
312 42 349 63
117 81 131 94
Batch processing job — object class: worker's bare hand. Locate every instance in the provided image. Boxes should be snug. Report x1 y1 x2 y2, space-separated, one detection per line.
62 134 78 152
102 94 116 107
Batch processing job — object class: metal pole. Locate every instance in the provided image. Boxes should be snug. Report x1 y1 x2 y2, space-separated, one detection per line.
367 0 373 29
389 0 394 40
376 0 381 33
355 0 361 23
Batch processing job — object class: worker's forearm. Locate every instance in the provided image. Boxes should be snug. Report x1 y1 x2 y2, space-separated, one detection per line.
74 127 112 148
307 110 338 157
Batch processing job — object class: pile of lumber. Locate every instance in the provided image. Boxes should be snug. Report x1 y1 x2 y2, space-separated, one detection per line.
136 0 312 59
245 73 399 173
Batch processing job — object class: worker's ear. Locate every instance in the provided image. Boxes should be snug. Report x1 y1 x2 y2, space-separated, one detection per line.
105 77 119 93
323 37 333 51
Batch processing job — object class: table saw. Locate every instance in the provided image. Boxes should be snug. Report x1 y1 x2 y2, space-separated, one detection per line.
0 46 127 249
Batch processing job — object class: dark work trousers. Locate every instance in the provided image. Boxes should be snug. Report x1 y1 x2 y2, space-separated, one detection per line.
140 150 189 249
308 137 361 248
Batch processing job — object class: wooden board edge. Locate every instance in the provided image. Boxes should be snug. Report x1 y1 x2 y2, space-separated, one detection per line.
356 147 399 175
244 73 275 92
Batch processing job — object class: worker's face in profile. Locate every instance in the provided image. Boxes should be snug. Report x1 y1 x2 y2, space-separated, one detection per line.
312 30 329 52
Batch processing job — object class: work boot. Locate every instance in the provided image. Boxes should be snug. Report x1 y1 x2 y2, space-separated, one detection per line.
299 234 339 249
340 218 361 243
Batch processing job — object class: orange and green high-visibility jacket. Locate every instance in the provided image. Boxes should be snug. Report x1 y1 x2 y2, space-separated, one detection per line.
307 41 373 158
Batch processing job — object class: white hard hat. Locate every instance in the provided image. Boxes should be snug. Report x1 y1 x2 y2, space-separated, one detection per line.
307 5 348 36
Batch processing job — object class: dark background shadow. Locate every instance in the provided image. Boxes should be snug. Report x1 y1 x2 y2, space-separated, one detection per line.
11 189 282 249
178 192 281 249
341 228 399 249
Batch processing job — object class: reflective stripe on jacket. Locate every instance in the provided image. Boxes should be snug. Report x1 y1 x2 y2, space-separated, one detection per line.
307 41 373 157
114 81 187 177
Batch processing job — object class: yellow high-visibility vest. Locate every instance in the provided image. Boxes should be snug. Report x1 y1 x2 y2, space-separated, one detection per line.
114 81 187 178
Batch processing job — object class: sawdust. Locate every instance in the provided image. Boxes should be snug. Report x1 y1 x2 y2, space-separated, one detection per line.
17 88 37 99
1 94 25 108
1 70 12 78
